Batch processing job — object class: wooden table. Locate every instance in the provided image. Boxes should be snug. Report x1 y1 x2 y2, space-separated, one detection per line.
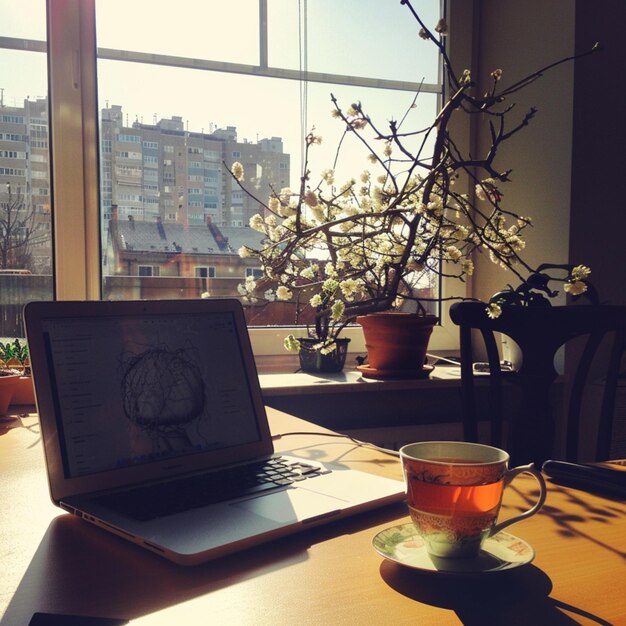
1 408 625 626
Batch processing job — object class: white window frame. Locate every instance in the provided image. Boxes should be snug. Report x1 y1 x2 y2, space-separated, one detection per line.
46 0 473 356
195 266 216 279
137 265 159 277
245 267 264 280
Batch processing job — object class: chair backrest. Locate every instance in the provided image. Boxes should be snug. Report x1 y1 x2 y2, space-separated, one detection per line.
449 302 626 465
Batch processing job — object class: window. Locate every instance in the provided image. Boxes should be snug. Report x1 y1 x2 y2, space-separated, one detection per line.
118 134 140 143
195 266 216 279
1 0 467 355
0 0 53 338
138 265 159 277
245 267 263 280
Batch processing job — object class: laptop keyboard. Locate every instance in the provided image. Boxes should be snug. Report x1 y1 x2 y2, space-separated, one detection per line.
95 456 330 521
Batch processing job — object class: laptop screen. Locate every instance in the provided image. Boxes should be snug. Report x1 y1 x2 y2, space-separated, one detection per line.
40 311 262 479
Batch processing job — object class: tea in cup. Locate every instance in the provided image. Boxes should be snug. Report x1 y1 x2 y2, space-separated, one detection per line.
399 441 546 559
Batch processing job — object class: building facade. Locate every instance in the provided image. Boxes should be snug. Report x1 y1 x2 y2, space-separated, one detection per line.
0 97 52 274
104 206 267 302
99 105 290 231
0 97 289 282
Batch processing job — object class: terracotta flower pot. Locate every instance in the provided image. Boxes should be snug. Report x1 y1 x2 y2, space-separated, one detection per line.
0 373 20 415
10 376 36 405
357 313 437 379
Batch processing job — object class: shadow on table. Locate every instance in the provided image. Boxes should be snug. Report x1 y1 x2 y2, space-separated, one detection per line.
3 501 406 626
380 561 613 625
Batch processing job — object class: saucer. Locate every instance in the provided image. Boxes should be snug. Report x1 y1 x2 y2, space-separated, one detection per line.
372 523 534 574
357 364 434 380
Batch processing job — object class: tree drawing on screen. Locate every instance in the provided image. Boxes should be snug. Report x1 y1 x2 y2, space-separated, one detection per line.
120 345 205 453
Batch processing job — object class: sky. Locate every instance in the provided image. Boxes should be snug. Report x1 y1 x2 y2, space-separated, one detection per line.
1 0 442 189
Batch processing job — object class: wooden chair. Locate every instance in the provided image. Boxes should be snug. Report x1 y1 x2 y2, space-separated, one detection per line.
449 302 626 466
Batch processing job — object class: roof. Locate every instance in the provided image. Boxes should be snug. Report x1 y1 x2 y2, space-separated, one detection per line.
113 220 265 256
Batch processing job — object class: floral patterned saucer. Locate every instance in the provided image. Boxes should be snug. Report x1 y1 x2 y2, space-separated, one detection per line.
372 523 534 574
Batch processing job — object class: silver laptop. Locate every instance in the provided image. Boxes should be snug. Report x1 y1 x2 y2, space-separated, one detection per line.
24 298 404 565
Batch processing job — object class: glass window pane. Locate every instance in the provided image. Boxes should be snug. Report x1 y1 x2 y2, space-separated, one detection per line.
0 0 53 340
96 0 260 65
0 0 47 39
268 0 441 84
96 0 442 326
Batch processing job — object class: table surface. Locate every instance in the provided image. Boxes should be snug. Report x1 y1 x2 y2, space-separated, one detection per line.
1 408 625 626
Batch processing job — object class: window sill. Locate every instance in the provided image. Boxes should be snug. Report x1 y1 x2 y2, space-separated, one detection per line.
258 356 462 397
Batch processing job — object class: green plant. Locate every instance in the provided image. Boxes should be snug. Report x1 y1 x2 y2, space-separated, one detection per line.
0 338 30 374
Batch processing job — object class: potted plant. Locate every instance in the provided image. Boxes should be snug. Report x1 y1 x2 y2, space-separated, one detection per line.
230 1 598 377
0 338 35 406
0 339 23 415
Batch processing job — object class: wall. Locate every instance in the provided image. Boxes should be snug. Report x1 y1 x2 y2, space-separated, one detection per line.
468 1 626 458
470 0 626 303
570 0 626 306
470 0 577 303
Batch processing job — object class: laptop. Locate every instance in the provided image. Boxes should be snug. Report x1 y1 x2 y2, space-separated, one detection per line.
24 298 404 565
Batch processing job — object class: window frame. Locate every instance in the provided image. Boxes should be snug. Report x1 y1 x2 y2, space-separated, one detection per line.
137 265 159 277
195 266 216 279
46 0 473 356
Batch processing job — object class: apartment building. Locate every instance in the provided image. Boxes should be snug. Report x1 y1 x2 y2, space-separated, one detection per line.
1 97 289 270
0 96 52 274
100 104 290 230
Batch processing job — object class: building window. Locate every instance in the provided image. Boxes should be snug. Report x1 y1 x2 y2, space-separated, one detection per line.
195 266 216 279
138 265 159 277
245 267 263 280
118 134 141 143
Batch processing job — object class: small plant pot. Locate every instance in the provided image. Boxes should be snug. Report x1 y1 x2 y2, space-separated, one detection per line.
10 376 36 405
298 338 351 373
0 373 20 415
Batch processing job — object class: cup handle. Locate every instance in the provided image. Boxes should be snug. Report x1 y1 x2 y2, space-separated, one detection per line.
489 463 547 537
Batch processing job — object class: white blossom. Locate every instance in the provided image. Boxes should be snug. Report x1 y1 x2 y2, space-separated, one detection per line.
331 300 345 321
571 265 591 281
564 280 588 296
231 161 244 181
300 266 316 280
276 285 293 301
310 294 323 307
486 303 502 319
321 169 335 185
249 214 265 232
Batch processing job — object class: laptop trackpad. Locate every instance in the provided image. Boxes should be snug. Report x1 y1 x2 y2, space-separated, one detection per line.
232 488 345 524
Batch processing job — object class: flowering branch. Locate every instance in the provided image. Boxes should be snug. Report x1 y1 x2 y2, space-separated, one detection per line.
229 1 599 351
486 264 597 319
